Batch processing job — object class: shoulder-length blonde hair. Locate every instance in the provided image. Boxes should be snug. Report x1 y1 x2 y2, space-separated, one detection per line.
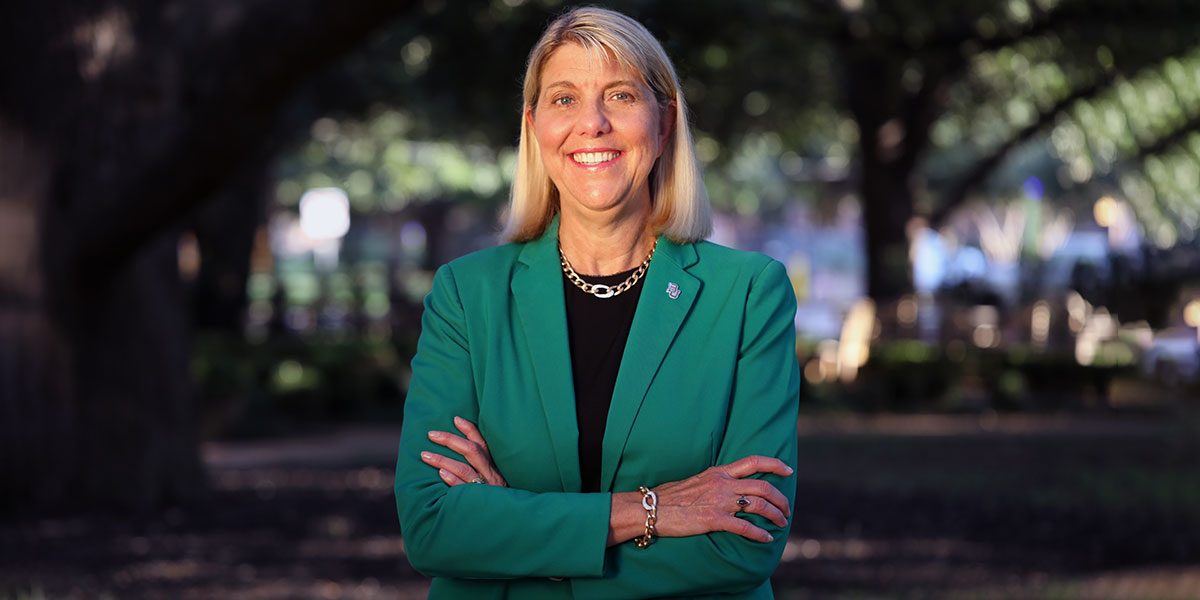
501 6 712 243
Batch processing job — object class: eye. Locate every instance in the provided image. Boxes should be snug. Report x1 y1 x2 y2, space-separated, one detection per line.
551 95 575 106
611 91 635 102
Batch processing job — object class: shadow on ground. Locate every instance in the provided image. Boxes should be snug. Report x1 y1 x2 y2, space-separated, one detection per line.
4 415 1200 599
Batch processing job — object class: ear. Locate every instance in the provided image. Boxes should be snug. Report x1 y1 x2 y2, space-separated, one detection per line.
525 104 536 129
657 101 677 155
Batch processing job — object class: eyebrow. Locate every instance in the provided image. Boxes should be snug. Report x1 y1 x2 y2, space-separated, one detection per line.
607 79 643 90
542 79 644 92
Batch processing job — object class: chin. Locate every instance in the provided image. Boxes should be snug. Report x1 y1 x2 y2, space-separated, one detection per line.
571 195 637 214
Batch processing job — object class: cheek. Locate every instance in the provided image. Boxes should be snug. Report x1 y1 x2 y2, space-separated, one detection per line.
536 122 572 159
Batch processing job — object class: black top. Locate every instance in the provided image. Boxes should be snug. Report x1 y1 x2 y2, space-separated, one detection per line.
563 266 644 493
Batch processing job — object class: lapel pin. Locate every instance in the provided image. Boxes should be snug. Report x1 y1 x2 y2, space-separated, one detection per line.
666 282 681 299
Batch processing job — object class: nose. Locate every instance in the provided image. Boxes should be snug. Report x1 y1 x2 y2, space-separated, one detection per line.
576 99 611 137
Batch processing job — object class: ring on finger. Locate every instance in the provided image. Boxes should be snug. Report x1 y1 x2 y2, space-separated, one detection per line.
736 495 751 509
471 475 487 484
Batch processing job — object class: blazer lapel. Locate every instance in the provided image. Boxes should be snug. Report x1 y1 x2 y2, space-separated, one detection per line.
511 219 582 492
599 238 700 492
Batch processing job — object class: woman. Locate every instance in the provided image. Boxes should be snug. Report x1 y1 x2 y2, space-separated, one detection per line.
394 7 800 598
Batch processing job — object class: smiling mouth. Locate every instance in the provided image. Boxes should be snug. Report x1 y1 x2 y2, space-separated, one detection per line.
571 151 622 166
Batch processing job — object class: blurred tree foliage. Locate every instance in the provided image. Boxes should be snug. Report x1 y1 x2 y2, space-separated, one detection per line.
2 0 1197 514
0 0 418 513
192 333 407 438
288 0 1200 302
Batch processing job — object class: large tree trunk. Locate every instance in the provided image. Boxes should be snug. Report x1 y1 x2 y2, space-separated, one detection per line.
69 232 207 511
0 123 78 510
836 31 951 304
842 55 918 304
0 0 413 513
859 158 916 303
192 163 273 333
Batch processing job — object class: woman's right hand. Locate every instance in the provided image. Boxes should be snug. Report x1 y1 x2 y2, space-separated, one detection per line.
610 456 793 546
421 416 509 488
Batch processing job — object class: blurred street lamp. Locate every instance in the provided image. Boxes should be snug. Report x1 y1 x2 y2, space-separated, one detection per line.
1093 195 1135 249
1093 195 1117 227
1185 299 1200 342
300 187 350 240
299 187 350 270
1031 300 1051 348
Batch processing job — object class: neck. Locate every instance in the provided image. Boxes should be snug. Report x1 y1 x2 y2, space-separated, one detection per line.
558 202 656 277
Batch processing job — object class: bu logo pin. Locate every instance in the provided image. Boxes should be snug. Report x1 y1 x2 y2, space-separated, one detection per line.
666 282 681 299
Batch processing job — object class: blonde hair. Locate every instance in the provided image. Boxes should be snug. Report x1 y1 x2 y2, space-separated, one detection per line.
501 6 711 243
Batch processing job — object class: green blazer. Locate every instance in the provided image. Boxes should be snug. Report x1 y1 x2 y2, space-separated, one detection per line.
395 219 800 599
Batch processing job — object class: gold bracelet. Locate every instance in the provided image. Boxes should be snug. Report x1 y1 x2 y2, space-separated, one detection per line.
634 485 658 548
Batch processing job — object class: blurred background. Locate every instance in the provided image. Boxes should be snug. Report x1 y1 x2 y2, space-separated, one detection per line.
2 0 1200 598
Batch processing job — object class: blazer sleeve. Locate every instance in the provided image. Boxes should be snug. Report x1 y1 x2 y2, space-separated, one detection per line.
394 263 612 579
569 259 801 599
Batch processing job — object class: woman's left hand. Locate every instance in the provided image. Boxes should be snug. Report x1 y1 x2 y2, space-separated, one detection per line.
421 416 509 488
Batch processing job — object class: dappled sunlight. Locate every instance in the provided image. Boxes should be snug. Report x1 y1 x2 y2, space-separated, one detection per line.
781 536 995 564
5 2 1200 599
834 299 875 383
71 6 134 80
1 429 421 598
8 419 1200 598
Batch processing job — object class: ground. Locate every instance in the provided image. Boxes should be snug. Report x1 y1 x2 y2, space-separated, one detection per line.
4 414 1200 599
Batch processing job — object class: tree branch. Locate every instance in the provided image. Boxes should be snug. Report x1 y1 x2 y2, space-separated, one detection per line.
930 72 1116 227
882 0 1197 58
1134 112 1200 163
40 0 419 287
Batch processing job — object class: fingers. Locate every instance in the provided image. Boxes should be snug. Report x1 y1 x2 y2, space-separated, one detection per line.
438 468 468 486
421 451 478 485
720 455 793 479
453 416 488 451
714 514 774 543
735 495 788 528
737 479 791 519
428 429 491 473
427 418 508 487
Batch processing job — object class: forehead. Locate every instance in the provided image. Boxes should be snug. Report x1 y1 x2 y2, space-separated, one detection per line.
539 43 645 88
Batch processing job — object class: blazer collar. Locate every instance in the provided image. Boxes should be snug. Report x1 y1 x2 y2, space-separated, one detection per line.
600 233 699 492
512 217 701 493
512 218 580 491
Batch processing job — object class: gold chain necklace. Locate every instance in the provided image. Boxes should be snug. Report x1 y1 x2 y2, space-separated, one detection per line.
559 239 657 299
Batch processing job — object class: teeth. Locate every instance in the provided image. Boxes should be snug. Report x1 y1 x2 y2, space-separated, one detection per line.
572 151 620 165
